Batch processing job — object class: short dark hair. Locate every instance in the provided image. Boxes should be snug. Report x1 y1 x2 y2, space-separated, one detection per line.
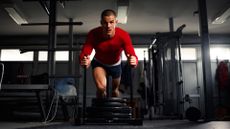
101 9 117 19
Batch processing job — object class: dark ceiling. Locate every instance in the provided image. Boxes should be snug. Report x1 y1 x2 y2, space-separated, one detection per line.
0 0 230 36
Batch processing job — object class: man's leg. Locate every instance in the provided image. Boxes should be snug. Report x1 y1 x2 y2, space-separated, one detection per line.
112 77 121 97
93 67 107 98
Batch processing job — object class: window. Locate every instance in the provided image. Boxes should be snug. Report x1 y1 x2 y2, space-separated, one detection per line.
38 51 47 61
181 48 197 60
0 49 33 61
122 48 149 61
180 47 230 61
38 51 69 61
55 51 69 61
210 47 230 60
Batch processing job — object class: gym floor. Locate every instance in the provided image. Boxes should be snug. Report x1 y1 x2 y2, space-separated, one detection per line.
0 120 229 129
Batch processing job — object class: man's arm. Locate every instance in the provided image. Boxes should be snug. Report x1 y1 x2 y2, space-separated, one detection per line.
79 31 94 67
80 55 91 68
127 54 138 68
122 31 138 67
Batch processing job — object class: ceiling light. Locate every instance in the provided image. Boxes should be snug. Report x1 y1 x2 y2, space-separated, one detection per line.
117 0 129 24
212 7 230 24
4 6 28 25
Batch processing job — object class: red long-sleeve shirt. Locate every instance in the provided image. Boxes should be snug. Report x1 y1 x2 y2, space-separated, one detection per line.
80 27 138 65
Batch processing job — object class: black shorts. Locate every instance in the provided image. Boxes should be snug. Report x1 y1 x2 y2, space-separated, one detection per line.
91 59 122 79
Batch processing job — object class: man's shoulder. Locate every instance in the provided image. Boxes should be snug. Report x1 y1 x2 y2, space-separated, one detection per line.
116 27 126 33
116 27 129 36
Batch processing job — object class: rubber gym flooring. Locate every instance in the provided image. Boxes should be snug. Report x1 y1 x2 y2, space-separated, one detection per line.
1 120 230 129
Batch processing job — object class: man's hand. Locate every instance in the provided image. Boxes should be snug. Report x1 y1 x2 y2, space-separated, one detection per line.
127 54 137 68
81 55 91 68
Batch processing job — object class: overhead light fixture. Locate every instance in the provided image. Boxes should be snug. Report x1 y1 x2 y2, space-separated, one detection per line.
4 5 28 25
212 7 230 24
117 0 129 24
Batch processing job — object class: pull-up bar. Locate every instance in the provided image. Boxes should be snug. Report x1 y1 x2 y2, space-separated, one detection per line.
21 22 83 26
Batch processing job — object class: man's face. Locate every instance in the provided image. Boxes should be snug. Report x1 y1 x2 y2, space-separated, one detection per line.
101 15 117 38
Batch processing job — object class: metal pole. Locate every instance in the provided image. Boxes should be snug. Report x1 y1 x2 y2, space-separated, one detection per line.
169 17 174 32
129 66 133 106
48 0 57 80
46 0 57 117
68 18 73 75
82 66 87 124
198 0 214 121
169 17 178 115
106 75 110 98
21 22 83 26
152 47 159 114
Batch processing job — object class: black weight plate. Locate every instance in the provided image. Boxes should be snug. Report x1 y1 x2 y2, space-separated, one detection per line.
185 107 201 121
92 101 127 107
85 118 142 125
87 106 132 113
87 112 132 119
92 97 128 104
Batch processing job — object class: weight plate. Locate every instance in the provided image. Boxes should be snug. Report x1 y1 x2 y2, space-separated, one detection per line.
92 97 128 104
185 107 201 121
87 106 132 113
92 101 127 107
87 112 132 119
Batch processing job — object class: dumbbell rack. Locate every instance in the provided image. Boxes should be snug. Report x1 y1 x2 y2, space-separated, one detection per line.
75 66 143 125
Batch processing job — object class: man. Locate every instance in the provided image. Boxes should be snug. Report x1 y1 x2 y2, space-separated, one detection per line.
80 9 138 98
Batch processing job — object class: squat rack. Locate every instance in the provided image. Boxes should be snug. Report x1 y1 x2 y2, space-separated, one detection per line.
22 0 83 121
